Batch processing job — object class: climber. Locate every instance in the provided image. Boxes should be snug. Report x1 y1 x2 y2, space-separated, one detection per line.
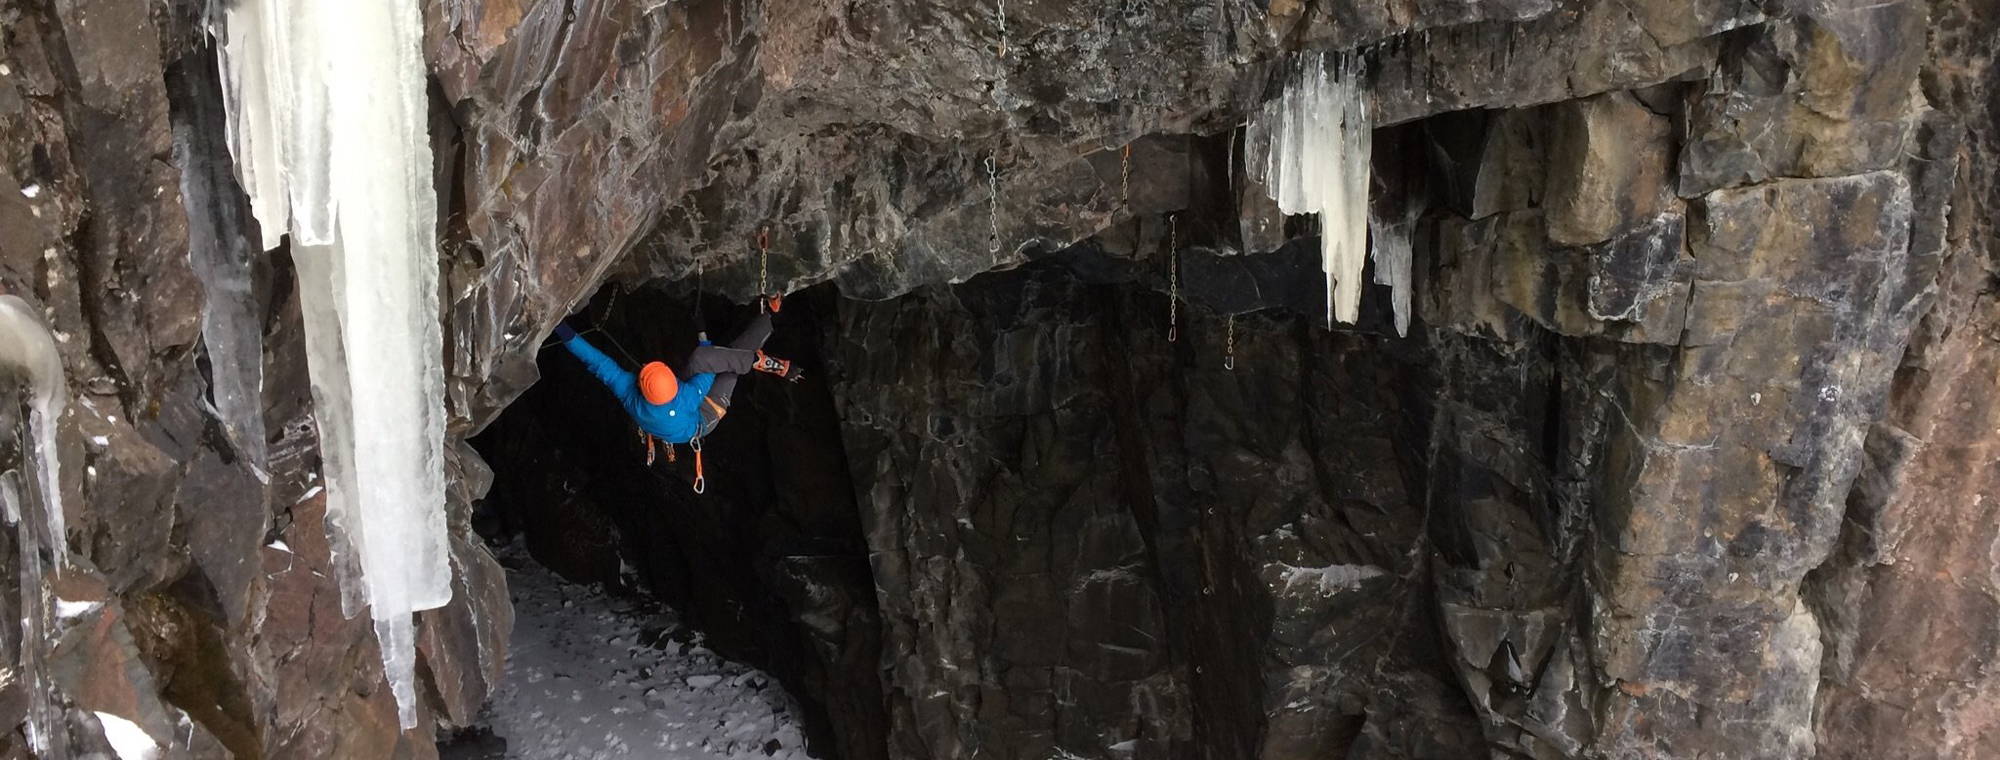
551 295 802 446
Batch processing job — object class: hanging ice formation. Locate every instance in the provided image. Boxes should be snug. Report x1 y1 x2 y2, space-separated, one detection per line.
1248 51 1373 327
1369 209 1415 337
0 295 71 757
175 58 269 475
215 0 450 728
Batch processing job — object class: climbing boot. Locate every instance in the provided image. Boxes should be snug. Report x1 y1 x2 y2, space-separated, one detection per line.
763 293 784 314
753 351 804 383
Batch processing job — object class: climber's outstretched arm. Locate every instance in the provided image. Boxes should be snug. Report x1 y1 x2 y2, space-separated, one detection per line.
558 328 641 406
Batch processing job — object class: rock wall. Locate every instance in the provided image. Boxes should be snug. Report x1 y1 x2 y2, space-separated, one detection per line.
0 0 1994 758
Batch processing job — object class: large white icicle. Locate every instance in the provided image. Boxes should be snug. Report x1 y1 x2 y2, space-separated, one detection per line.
0 295 70 757
1251 51 1372 327
217 0 450 728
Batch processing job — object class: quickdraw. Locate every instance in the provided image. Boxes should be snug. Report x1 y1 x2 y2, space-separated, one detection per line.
690 437 706 494
639 428 658 466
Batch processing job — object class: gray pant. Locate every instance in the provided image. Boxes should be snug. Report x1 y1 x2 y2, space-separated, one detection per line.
685 312 773 433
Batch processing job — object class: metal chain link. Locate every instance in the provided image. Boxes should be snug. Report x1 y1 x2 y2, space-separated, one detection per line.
1168 213 1179 343
986 155 1002 254
1225 313 1236 371
1120 144 1131 208
757 226 770 295
1226 126 1237 191
995 0 1008 58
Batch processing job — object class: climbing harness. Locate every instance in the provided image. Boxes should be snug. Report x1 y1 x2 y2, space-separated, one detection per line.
1167 213 1180 343
690 436 706 494
1225 313 1236 371
639 428 659 465
986 155 1002 254
756 226 771 296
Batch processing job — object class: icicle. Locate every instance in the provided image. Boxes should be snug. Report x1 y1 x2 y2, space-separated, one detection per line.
175 61 269 475
1369 212 1414 337
0 295 69 758
2 474 61 759
217 0 449 728
1251 51 1372 327
0 296 66 565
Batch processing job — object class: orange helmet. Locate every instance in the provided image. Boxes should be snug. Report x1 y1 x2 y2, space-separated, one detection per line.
638 361 678 405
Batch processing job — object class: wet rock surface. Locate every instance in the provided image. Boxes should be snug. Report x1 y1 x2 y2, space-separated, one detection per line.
0 0 1994 758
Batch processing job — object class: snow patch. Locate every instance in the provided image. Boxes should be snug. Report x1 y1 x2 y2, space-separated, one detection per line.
94 712 159 760
1276 563 1385 596
55 599 100 620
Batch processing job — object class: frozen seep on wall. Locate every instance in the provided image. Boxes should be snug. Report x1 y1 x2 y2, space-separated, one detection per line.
214 0 451 727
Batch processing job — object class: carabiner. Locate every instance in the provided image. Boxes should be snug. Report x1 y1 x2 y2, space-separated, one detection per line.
691 437 706 494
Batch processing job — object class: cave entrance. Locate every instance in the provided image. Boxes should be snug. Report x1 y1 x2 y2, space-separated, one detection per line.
467 282 883 760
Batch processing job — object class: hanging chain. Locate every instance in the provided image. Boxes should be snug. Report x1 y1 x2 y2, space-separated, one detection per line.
986 155 1002 254
1225 313 1236 370
601 281 621 323
1120 144 1132 208
1168 213 1179 343
995 0 1008 58
756 226 770 295
1226 126 1237 191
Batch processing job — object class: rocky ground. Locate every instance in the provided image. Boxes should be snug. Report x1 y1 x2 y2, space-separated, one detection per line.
450 540 812 760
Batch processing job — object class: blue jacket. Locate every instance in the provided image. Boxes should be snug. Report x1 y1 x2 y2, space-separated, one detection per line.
562 335 715 444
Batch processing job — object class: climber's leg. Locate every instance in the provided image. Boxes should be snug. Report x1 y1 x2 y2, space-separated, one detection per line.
685 344 758 375
729 310 774 352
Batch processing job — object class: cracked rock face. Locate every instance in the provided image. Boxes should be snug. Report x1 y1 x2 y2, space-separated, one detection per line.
0 0 1997 758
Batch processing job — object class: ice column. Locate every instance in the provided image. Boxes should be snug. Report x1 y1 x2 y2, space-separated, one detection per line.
0 295 70 757
1250 51 1372 327
216 0 450 727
